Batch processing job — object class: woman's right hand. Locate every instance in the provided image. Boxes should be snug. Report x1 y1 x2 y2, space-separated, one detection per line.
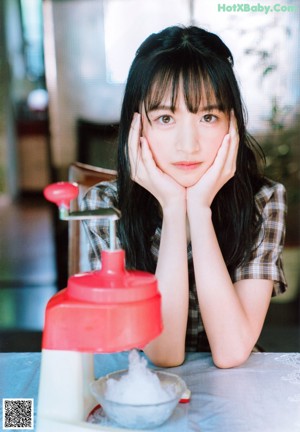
129 113 186 210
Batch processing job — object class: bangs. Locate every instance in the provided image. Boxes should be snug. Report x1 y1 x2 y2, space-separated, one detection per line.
143 53 233 116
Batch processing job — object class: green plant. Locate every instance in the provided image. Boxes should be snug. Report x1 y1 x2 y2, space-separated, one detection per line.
258 99 300 244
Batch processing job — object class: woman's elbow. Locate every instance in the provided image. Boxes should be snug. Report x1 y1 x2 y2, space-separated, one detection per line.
212 347 251 369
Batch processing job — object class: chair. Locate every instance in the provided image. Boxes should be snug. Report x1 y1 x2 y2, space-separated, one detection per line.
76 119 118 170
68 161 117 276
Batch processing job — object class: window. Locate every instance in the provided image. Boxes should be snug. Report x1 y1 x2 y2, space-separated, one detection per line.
103 0 190 83
20 0 44 80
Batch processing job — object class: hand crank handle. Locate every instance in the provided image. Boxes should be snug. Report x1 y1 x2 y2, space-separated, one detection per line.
44 182 79 218
44 182 120 250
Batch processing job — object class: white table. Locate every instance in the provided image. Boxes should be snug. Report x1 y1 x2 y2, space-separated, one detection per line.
1 352 300 431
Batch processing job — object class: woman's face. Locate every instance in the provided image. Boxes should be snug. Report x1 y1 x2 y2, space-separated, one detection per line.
141 86 230 188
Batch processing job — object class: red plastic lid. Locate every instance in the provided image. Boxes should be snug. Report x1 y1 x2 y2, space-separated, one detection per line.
42 249 162 352
67 250 157 303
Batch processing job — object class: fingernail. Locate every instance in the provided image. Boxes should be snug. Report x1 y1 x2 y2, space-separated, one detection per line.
133 112 140 123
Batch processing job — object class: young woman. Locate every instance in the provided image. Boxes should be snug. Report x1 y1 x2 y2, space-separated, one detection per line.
82 26 287 368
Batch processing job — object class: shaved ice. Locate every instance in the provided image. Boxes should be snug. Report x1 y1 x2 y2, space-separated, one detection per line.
105 350 176 404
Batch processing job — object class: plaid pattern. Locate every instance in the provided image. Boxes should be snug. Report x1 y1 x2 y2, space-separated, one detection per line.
81 181 121 260
82 179 287 351
233 181 287 296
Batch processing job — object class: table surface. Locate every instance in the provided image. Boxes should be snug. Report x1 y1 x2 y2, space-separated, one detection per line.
1 351 300 432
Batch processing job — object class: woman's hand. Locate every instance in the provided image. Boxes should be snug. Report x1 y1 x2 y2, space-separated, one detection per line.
187 111 239 210
129 113 186 210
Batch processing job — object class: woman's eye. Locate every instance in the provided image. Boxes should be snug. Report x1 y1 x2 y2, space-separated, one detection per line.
202 114 217 123
158 115 173 124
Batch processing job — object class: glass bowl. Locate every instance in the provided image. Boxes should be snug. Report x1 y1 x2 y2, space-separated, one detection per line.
90 369 187 429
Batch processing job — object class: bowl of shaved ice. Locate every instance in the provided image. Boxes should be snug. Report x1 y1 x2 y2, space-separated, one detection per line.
90 350 187 429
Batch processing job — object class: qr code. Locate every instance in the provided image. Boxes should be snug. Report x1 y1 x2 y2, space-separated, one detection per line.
2 399 34 430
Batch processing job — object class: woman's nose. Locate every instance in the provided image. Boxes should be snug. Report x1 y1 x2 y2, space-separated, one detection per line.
176 123 200 153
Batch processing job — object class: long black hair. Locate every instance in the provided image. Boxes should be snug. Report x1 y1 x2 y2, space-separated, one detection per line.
117 25 265 274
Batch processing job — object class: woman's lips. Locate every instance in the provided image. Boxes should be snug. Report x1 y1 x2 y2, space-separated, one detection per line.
172 161 202 170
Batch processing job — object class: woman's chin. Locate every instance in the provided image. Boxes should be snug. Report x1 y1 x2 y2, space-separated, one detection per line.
173 175 202 188
182 181 200 188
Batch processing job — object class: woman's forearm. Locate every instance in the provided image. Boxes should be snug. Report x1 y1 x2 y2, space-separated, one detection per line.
144 205 189 367
188 206 263 368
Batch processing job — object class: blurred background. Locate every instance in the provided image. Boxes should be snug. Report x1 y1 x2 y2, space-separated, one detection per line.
0 0 299 351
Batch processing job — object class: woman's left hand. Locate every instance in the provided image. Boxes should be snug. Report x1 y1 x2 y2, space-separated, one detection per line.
187 111 239 210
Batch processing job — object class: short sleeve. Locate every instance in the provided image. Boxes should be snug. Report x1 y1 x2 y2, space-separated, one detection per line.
232 181 288 296
81 180 121 270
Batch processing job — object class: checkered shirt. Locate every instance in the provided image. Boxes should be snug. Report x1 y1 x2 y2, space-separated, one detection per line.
82 179 287 351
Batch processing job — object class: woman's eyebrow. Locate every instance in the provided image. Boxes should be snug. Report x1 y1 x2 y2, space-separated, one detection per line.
148 104 223 112
148 104 174 113
147 103 224 114
200 104 223 111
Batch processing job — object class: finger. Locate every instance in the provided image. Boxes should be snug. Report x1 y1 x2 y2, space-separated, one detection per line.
128 112 141 160
229 110 239 149
229 110 238 135
140 137 162 175
128 113 142 176
217 131 239 180
217 133 231 167
217 110 236 161
221 110 239 173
